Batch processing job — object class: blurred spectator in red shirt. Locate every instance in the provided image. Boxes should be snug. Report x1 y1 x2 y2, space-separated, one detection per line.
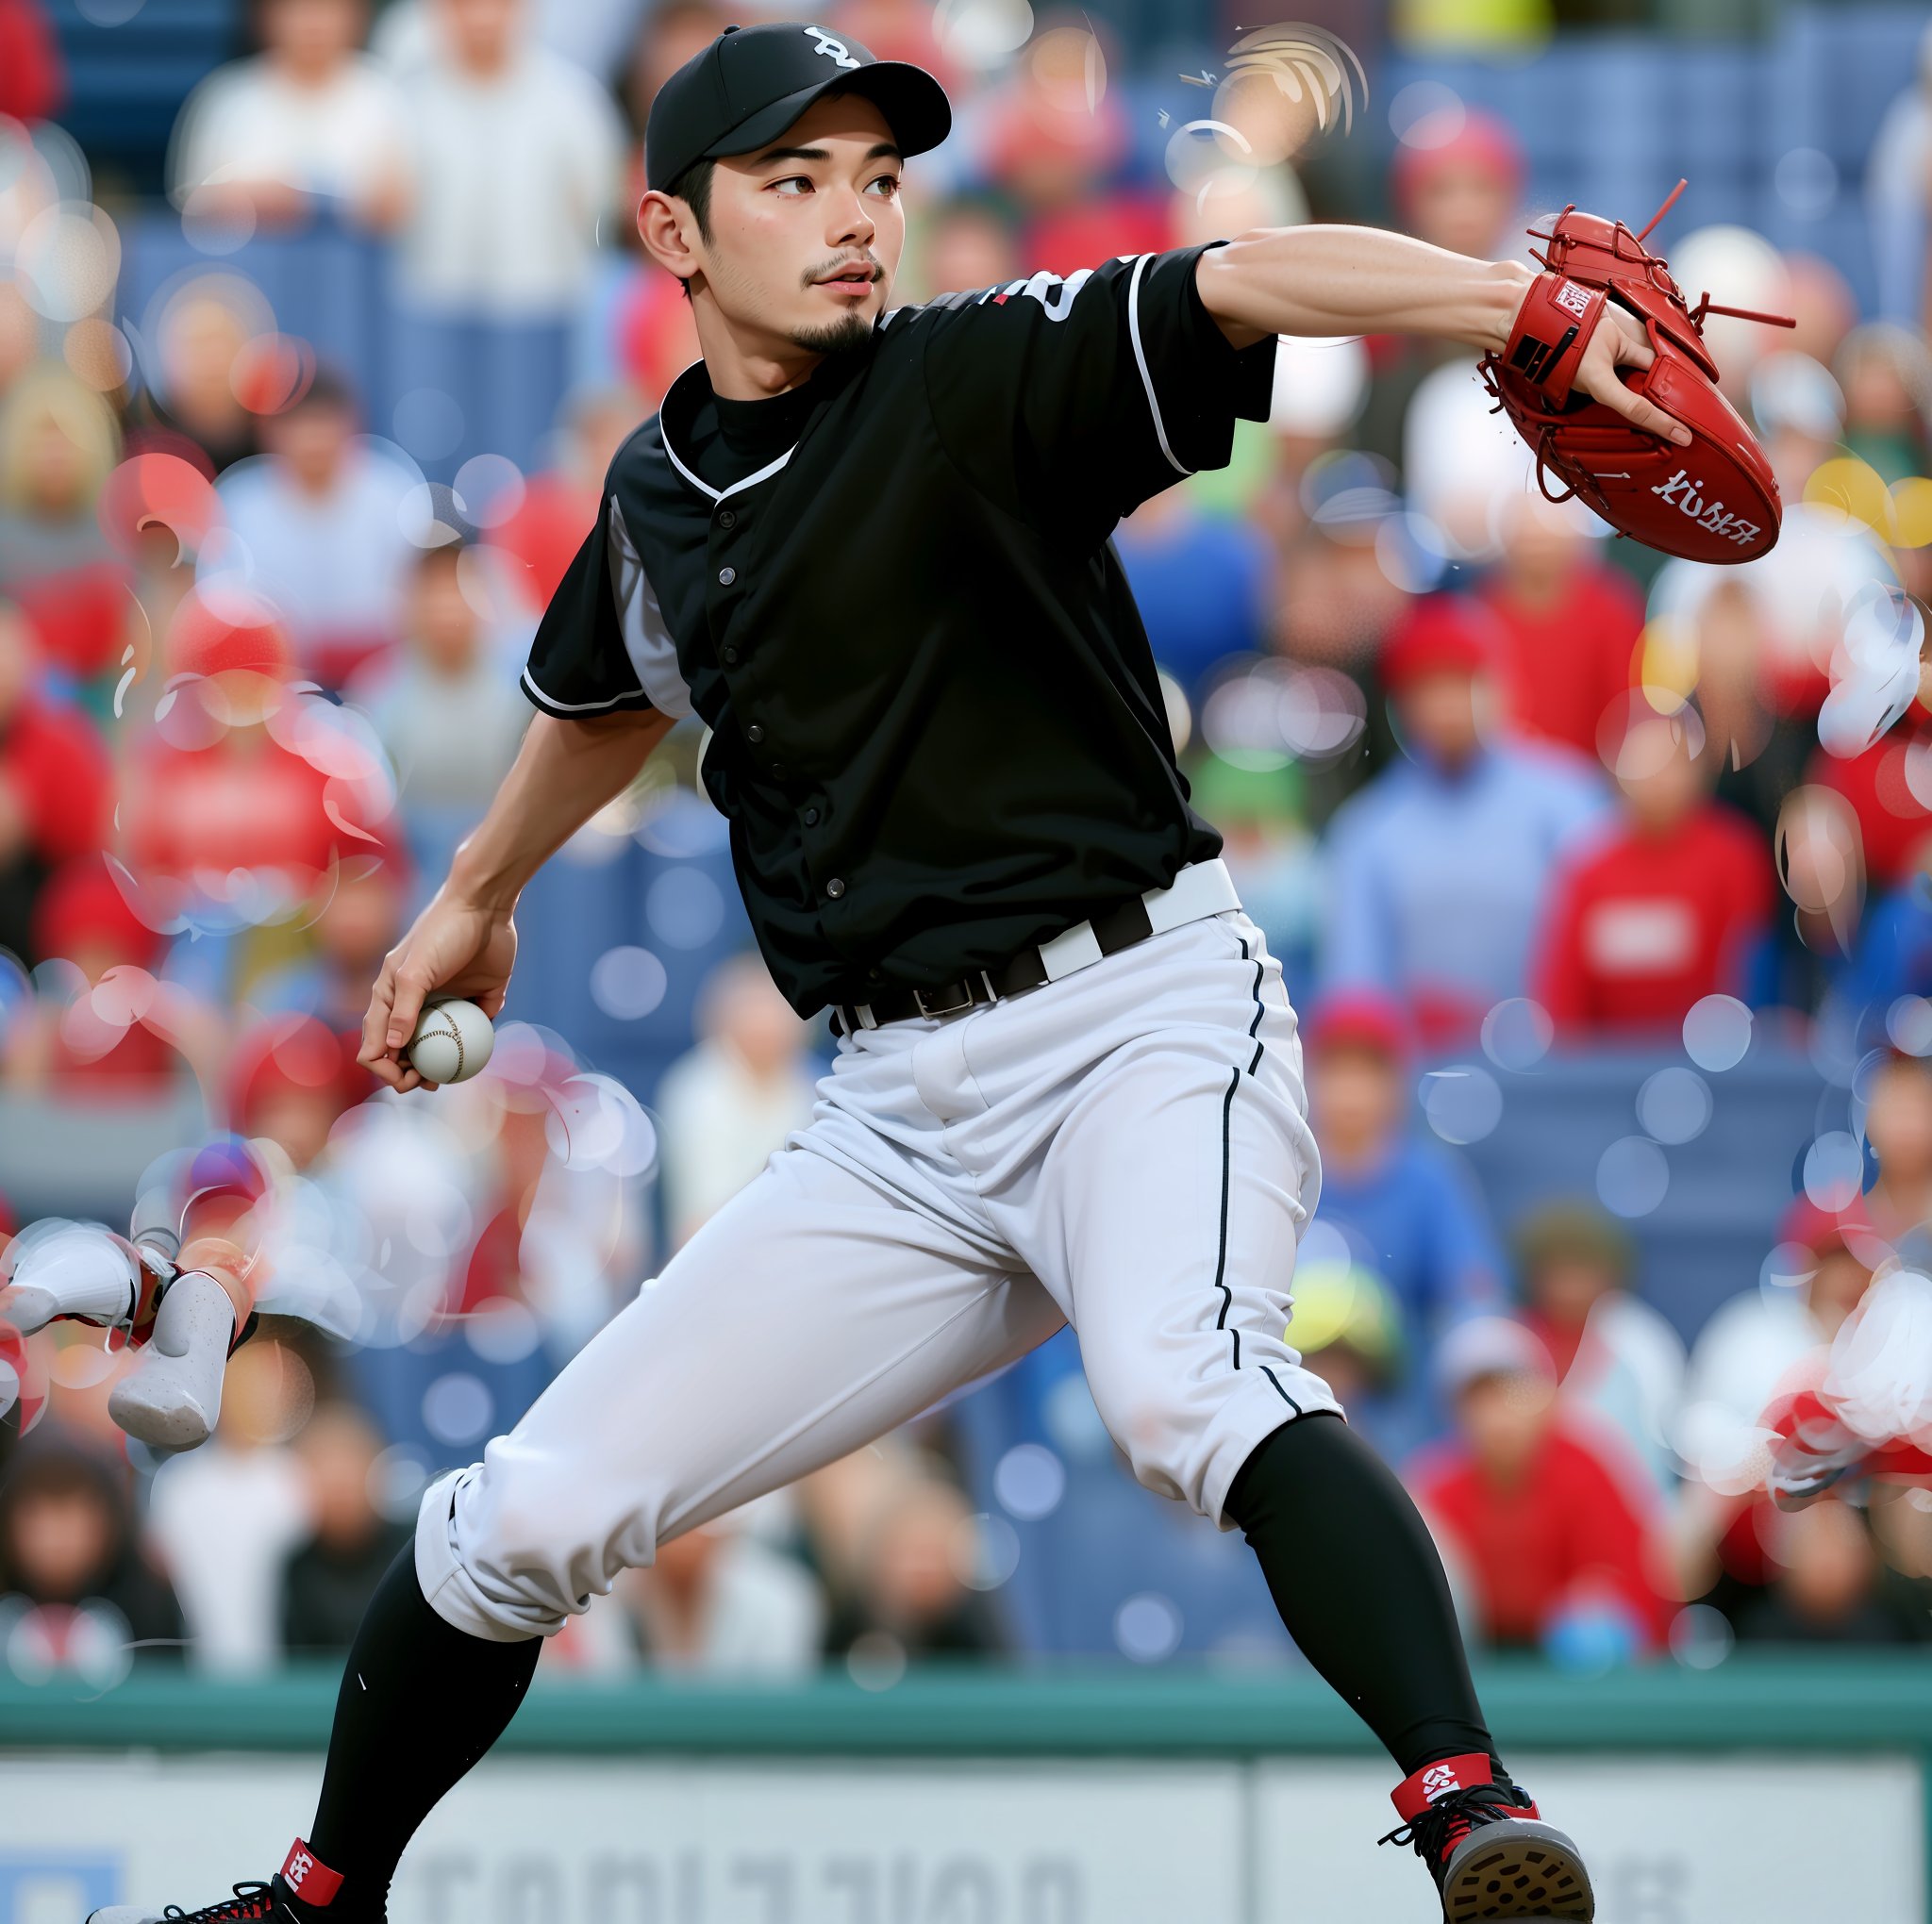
1408 1317 1674 1656
0 1428 187 1664
1802 722 1932 899
0 0 63 124
1511 1200 1685 1496
0 366 127 688
169 0 411 234
121 590 392 937
490 389 641 614
1478 494 1643 766
1355 110 1524 484
1534 697 1773 1040
228 1012 372 1170
209 369 422 691
0 603 113 967
974 31 1171 276
8 858 219 1099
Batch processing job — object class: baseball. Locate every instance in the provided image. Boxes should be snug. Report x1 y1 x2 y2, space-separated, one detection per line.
406 998 495 1086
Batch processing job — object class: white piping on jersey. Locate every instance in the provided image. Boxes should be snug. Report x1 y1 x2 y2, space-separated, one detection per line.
519 666 639 714
606 493 694 719
658 358 800 504
1125 251 1190 479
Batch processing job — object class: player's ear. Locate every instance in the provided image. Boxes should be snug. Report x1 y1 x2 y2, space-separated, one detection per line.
637 189 702 287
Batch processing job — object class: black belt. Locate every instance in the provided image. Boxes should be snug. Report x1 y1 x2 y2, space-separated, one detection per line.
832 895 1173 1037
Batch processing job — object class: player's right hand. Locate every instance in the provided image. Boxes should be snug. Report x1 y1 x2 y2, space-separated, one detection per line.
358 890 518 1093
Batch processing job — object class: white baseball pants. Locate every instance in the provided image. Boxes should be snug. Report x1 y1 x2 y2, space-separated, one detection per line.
416 905 1340 1641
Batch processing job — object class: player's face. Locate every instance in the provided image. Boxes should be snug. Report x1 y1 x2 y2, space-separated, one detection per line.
698 92 907 357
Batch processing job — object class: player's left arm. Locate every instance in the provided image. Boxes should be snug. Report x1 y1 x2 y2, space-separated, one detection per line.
1194 224 1690 444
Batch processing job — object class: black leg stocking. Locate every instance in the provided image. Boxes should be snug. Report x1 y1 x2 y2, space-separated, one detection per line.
304 1546 542 1913
1224 1411 1501 1777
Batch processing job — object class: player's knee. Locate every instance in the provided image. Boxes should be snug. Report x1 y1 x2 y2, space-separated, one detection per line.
430 1445 662 1633
1082 1372 1202 1506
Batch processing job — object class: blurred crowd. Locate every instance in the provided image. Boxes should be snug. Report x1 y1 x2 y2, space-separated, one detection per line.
4 0 1932 1691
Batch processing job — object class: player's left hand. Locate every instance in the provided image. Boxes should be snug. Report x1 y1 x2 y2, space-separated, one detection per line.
1567 304 1692 446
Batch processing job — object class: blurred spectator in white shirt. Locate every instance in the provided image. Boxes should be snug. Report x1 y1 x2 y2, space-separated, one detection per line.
613 1508 824 1676
349 541 529 888
146 1337 316 1674
169 0 411 233
208 369 422 690
657 951 819 1249
379 0 625 319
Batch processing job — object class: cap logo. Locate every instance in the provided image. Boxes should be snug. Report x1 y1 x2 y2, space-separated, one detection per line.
805 25 860 68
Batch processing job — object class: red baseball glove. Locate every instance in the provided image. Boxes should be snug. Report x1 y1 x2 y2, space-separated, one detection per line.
1480 180 1794 563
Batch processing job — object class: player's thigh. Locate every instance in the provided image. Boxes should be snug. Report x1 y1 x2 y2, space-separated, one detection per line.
421 1143 1062 1636
1020 989 1338 1525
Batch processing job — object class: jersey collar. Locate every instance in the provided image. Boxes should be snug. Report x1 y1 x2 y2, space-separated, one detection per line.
658 344 871 504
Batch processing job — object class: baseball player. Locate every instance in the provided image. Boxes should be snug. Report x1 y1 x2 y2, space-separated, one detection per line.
95 24 1690 1923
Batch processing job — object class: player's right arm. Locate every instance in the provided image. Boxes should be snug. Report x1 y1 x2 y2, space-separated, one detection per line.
359 706 673 1091
361 464 682 1090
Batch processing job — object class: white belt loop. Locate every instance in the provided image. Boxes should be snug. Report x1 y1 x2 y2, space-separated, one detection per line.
1037 919 1105 982
1143 856 1240 935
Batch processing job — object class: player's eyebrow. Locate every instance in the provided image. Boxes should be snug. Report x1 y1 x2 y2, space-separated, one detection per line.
751 141 903 168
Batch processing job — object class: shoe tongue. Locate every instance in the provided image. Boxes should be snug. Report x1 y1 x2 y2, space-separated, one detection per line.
1392 1752 1495 1820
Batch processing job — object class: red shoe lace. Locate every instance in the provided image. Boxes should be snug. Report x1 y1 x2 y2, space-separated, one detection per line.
1379 1782 1535 1870
162 1883 278 1921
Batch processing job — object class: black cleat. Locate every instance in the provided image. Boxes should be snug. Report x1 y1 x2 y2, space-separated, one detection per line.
1381 1753 1595 1920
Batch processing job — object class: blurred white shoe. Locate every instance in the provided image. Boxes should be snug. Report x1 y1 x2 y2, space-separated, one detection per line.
108 1270 236 1451
0 1223 143 1336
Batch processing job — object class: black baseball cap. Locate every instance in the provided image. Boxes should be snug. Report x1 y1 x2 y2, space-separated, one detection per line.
644 21 952 194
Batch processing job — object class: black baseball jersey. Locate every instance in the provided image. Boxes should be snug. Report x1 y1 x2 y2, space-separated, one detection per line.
523 239 1277 1016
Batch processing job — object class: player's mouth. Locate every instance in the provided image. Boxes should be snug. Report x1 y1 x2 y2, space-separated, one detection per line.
815 266 876 296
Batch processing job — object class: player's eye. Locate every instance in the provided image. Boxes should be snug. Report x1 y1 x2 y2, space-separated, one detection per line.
868 174 901 198
771 175 813 195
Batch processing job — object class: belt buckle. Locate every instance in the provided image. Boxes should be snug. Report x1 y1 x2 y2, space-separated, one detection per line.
912 981 978 1020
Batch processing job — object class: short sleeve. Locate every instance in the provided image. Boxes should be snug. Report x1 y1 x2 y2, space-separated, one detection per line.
521 500 660 722
921 240 1277 538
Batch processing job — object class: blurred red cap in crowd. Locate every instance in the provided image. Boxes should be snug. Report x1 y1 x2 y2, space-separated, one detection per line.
226 1014 370 1138
31 858 165 970
1304 987 1415 1065
165 589 295 684
1776 1189 1874 1263
1391 108 1525 221
1380 594 1499 695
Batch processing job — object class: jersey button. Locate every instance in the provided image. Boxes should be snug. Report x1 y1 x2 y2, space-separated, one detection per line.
718 508 736 529
718 565 737 586
803 806 820 825
825 877 846 901
770 762 787 780
722 645 740 666
745 722 765 743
